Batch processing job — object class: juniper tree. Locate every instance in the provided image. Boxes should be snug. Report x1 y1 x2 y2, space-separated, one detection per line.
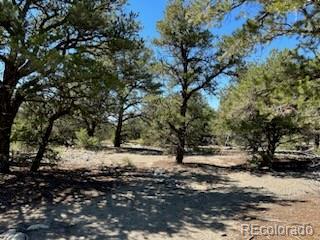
0 0 137 173
110 42 160 148
155 0 253 163
218 51 302 166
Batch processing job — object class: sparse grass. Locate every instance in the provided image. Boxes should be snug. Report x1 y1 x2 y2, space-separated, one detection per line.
11 141 36 154
121 156 136 168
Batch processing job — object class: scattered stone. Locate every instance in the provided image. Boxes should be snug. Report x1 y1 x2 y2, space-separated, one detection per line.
8 233 29 240
26 224 49 231
1 230 29 240
154 169 165 176
156 179 165 183
1 229 17 238
221 233 227 237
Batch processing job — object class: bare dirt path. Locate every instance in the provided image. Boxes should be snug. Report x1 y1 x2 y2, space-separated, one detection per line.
0 147 319 240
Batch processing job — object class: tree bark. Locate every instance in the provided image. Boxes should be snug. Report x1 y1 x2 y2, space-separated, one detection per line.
30 119 55 172
175 97 188 164
86 120 97 137
176 137 185 164
31 110 69 172
114 109 124 148
0 60 23 173
0 118 12 173
262 142 276 167
315 133 320 150
260 129 278 168
0 94 22 173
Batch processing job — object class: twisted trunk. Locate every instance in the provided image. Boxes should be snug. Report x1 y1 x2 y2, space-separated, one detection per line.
260 141 277 167
260 124 280 168
31 110 69 172
30 118 55 172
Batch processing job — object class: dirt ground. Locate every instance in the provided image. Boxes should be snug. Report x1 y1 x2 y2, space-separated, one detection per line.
0 146 319 240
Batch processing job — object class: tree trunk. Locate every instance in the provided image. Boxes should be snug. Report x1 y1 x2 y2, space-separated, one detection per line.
315 133 320 150
175 97 188 164
0 62 23 173
262 145 276 167
114 109 124 148
0 100 21 173
30 118 55 172
31 109 69 172
85 119 97 137
176 137 185 164
0 119 12 173
260 134 277 168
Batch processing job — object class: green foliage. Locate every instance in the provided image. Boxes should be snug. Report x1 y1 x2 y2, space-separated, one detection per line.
142 94 215 150
234 0 320 49
122 118 146 142
53 117 79 146
11 115 41 147
107 40 161 147
75 129 101 150
0 0 140 172
154 0 252 162
217 51 302 166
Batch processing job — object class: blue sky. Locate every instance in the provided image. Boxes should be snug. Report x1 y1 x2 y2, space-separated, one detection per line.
127 0 167 41
127 0 299 109
0 0 299 109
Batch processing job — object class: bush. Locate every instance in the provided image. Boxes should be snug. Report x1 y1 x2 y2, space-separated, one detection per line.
75 128 101 150
121 157 136 169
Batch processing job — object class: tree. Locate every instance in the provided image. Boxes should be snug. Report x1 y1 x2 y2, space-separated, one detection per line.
16 54 110 171
227 0 320 152
110 43 160 148
72 68 116 138
280 52 320 151
154 0 252 164
218 51 302 166
198 0 319 49
0 0 136 173
251 0 319 50
142 94 215 152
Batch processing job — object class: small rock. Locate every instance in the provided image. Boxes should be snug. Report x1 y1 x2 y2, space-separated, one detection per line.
8 233 29 240
1 230 29 240
1 229 17 236
26 224 49 231
221 233 227 237
154 169 165 176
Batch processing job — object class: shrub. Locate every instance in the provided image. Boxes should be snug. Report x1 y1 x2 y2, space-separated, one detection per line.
75 128 101 150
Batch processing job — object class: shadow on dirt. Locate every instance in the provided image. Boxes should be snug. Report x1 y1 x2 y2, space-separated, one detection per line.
0 165 300 240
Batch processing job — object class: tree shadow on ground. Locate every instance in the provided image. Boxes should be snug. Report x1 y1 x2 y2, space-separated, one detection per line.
100 145 237 156
183 156 320 182
0 166 299 240
101 146 164 156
